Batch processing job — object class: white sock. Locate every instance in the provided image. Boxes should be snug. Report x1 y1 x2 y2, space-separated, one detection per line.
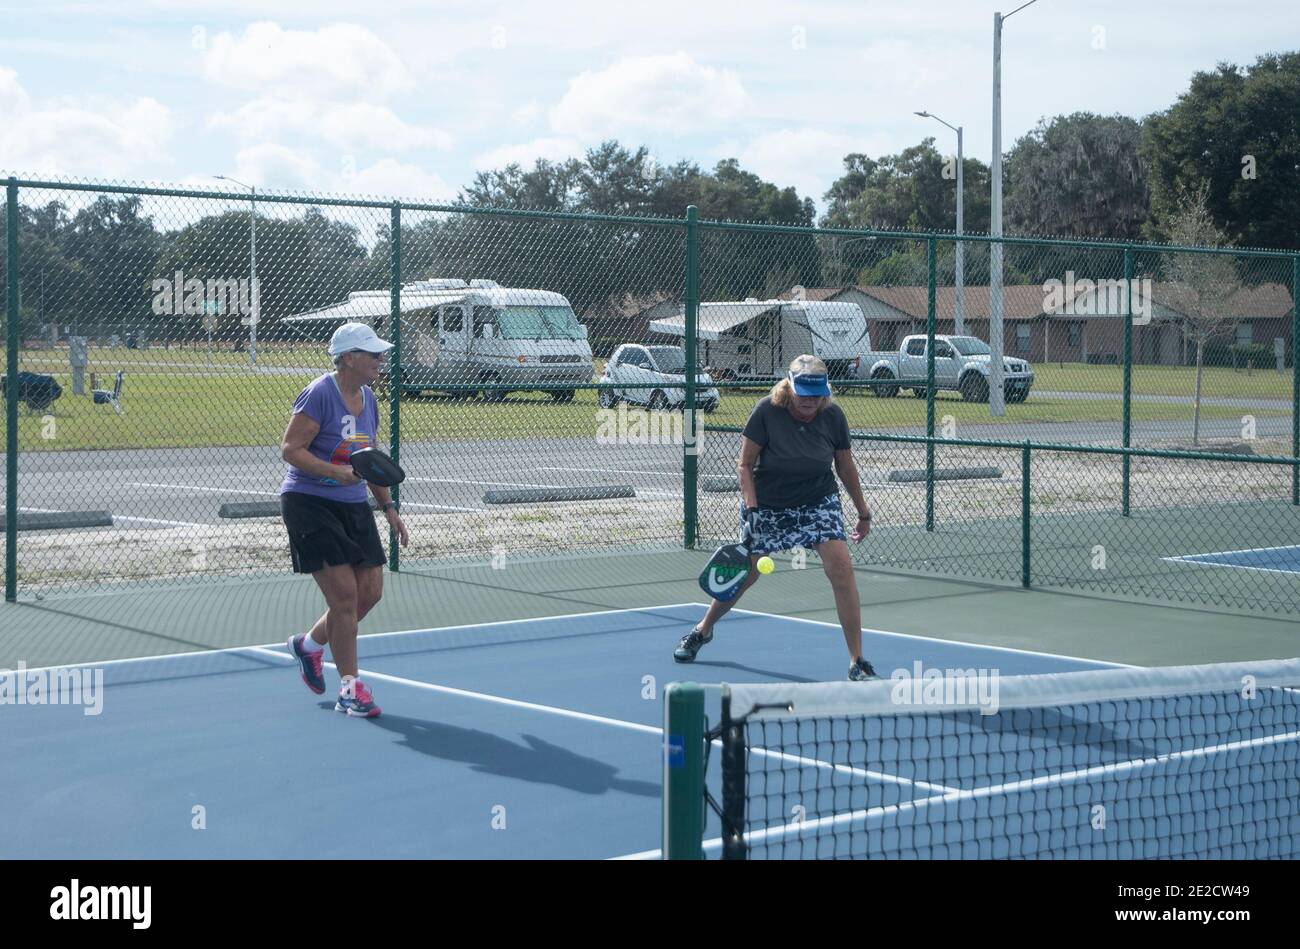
339 675 356 697
300 633 324 654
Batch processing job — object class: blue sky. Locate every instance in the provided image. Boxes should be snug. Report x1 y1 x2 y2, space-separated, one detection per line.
1 0 1297 213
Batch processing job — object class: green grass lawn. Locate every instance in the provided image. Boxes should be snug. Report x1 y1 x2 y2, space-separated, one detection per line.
1034 363 1294 400
3 369 1289 452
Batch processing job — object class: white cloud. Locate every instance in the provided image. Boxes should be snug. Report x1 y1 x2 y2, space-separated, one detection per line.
550 53 748 137
202 21 412 98
228 144 453 203
474 138 582 171
209 98 451 152
726 128 890 203
511 102 541 125
343 158 454 203
0 68 174 178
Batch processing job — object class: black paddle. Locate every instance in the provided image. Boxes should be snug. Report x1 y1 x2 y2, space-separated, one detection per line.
698 508 756 602
350 446 406 487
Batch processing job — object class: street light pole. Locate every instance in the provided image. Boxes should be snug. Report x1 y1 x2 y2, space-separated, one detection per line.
915 111 965 334
990 0 1039 416
213 175 259 366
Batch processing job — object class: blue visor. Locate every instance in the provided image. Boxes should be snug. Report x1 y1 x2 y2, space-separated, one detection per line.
789 371 831 396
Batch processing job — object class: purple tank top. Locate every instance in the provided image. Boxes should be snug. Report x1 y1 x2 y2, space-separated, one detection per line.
280 373 380 503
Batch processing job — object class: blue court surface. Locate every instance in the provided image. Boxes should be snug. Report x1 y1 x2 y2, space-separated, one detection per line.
2 605 1121 859
1165 544 1300 575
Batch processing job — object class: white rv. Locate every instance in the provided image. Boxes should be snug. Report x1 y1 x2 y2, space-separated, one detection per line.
647 300 868 380
284 279 593 401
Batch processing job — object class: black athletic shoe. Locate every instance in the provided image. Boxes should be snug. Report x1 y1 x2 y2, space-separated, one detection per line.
848 657 879 681
674 626 713 663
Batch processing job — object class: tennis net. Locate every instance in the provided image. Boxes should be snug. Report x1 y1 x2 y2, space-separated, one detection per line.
666 658 1300 859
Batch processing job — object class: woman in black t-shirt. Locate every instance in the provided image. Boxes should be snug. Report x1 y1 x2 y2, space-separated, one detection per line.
674 355 879 681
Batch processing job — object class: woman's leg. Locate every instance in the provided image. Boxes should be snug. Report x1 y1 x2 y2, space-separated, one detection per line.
354 564 384 621
817 539 863 661
697 555 762 632
302 564 385 645
311 563 360 678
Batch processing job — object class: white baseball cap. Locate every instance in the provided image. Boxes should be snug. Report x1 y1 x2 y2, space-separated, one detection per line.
328 322 394 357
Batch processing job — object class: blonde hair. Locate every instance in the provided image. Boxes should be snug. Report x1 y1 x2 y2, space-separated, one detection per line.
770 354 833 409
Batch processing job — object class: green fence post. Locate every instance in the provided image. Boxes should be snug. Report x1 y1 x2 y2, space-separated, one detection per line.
662 681 705 859
1292 255 1299 505
926 237 936 532
1121 246 1133 517
1021 440 1031 588
387 201 401 572
683 206 699 549
5 178 19 602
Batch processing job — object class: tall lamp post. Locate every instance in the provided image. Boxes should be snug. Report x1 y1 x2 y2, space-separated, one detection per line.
915 110 965 335
213 175 259 366
991 0 1040 415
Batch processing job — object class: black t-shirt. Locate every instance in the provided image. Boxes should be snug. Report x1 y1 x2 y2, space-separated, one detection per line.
742 397 851 510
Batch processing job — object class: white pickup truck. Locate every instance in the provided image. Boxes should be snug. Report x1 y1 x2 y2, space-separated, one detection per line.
860 334 1035 403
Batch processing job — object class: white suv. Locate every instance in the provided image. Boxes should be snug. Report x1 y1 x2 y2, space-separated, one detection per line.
600 345 720 412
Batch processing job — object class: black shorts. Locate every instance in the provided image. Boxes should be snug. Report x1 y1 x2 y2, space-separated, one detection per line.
281 491 386 574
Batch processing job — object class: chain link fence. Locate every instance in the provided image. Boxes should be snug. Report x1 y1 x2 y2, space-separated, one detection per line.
3 175 1298 613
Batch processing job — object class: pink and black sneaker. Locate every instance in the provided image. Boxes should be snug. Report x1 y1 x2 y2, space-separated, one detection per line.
288 634 326 695
336 679 381 718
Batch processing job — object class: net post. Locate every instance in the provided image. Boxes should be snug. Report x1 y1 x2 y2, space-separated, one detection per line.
1021 440 1031 588
662 681 705 860
5 178 19 602
1121 246 1133 517
925 237 936 532
683 205 699 549
719 686 747 860
387 201 401 572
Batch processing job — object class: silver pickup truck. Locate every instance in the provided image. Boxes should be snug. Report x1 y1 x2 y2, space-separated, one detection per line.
860 334 1034 403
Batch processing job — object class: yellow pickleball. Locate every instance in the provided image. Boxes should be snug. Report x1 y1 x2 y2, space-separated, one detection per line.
756 556 775 574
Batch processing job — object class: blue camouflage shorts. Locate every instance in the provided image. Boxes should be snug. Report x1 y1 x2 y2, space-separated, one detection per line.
743 493 847 556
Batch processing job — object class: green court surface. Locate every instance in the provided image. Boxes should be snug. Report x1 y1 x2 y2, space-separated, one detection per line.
3 547 1297 673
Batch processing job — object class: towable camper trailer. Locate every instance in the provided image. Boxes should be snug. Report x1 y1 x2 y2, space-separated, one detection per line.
647 300 868 380
284 279 594 401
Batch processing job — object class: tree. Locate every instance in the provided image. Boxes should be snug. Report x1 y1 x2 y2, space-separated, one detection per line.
1143 52 1300 250
1160 183 1243 444
820 141 992 285
1004 112 1149 240
60 196 162 337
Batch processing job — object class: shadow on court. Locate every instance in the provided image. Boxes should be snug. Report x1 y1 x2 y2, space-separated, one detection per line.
349 709 661 798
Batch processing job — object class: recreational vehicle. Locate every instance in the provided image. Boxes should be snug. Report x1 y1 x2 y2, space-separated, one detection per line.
284 280 593 401
647 300 868 380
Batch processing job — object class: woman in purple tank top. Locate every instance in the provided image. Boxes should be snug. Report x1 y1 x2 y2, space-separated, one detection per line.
279 322 410 718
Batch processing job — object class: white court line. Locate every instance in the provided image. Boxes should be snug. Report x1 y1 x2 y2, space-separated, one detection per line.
129 481 480 513
244 644 954 793
1162 555 1300 578
128 482 277 496
408 477 567 489
729 608 1135 669
1165 543 1300 557
537 466 675 478
12 600 950 804
19 505 207 530
114 515 212 529
14 602 710 675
